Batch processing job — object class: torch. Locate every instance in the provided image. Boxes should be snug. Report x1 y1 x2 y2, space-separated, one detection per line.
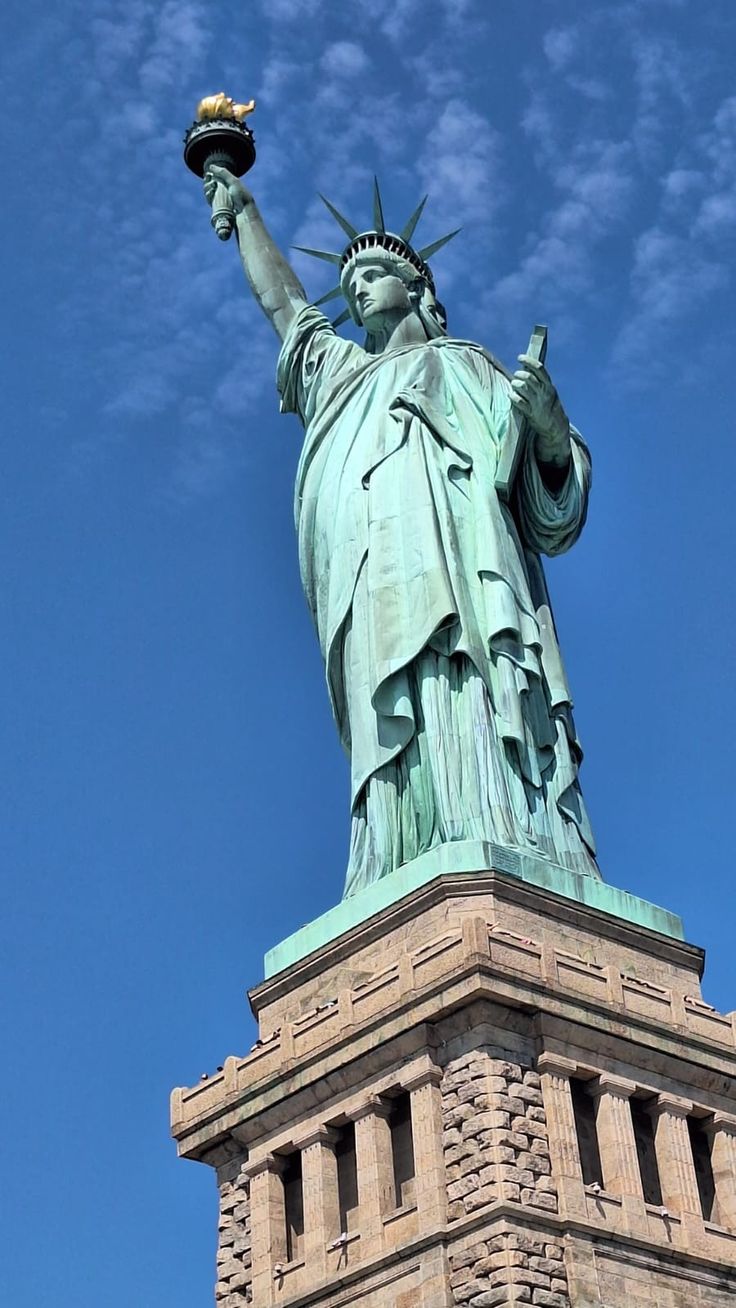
183 93 256 241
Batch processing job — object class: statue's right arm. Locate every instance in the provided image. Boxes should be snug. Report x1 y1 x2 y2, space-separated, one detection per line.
205 166 307 341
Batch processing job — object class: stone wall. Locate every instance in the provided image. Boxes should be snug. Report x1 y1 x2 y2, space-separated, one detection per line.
443 1049 558 1221
449 1231 569 1308
215 1157 252 1307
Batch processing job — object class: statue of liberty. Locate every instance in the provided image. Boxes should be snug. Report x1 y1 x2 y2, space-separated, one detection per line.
203 165 599 898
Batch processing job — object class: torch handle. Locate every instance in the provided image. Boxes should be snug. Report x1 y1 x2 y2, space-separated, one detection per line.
210 179 235 242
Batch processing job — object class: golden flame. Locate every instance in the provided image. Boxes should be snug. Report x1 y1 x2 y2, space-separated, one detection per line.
196 92 255 123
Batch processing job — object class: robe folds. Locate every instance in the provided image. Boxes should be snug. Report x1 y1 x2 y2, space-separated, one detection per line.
277 305 599 897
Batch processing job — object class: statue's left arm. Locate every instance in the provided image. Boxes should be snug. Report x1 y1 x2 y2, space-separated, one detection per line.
507 354 590 556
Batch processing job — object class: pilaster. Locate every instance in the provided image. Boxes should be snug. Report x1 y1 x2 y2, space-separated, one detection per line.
297 1126 340 1279
589 1072 647 1235
705 1112 736 1228
404 1065 446 1230
242 1153 287 1305
349 1097 394 1255
537 1051 587 1219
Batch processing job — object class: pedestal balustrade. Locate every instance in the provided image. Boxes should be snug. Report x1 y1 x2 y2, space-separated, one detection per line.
537 1052 587 1219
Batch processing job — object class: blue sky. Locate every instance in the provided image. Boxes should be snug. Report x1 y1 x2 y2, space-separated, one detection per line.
2 0 736 1302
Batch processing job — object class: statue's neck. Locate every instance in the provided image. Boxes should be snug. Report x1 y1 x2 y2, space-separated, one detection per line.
368 309 428 354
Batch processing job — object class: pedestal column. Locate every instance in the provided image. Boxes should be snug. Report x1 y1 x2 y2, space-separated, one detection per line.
705 1112 736 1228
537 1052 587 1219
404 1066 446 1229
243 1153 287 1306
297 1126 340 1278
649 1092 708 1250
350 1097 394 1255
650 1094 702 1217
589 1073 647 1234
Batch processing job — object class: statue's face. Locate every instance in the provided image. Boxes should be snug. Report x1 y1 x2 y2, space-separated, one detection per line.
348 262 412 329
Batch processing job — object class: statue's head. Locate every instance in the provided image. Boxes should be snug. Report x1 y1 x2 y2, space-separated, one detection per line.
295 180 457 351
341 247 448 349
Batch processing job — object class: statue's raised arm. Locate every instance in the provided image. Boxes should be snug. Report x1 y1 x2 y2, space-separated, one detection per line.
204 165 308 341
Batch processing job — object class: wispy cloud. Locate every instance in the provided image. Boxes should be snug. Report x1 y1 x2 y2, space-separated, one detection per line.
26 0 735 500
610 88 735 383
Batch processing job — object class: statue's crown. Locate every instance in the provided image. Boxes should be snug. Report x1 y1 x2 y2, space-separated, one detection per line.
294 179 460 326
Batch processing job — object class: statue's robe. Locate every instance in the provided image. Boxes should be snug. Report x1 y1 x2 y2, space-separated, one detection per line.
278 305 598 896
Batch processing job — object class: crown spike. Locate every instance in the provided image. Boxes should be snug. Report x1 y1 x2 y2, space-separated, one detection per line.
292 245 342 265
318 194 359 239
417 228 461 261
400 195 428 243
331 307 353 328
314 284 343 306
372 177 386 233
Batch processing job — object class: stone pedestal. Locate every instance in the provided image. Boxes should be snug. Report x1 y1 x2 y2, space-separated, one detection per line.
172 855 736 1307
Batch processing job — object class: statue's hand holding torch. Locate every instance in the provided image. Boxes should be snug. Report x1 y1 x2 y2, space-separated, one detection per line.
203 166 252 230
183 92 256 242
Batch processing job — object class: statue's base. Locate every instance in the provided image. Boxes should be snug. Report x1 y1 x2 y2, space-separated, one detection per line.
172 858 736 1308
265 840 683 977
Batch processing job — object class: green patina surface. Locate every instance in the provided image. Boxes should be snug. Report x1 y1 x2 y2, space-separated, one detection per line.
208 173 604 904
264 841 684 978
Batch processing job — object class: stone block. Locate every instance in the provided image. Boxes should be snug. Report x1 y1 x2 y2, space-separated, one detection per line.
461 1150 484 1175
464 1184 497 1212
517 1151 551 1175
448 1174 480 1200
450 1266 475 1288
445 1102 478 1127
529 1258 564 1276
490 1061 522 1080
509 1083 544 1106
512 1117 548 1140
488 1075 513 1093
534 1175 557 1193
465 1110 511 1136
452 1278 487 1303
531 1293 568 1307
226 1270 250 1291
494 1268 549 1290
451 1242 489 1270
496 1145 518 1164
216 1259 244 1280
521 1188 557 1211
470 1288 531 1307
497 1130 529 1150
475 1250 527 1273
500 1165 535 1186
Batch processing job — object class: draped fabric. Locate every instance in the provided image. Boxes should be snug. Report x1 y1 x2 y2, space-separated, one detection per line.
278 305 599 897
